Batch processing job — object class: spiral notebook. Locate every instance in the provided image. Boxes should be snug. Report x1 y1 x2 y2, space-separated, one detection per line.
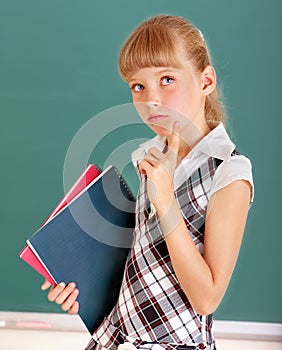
24 165 135 334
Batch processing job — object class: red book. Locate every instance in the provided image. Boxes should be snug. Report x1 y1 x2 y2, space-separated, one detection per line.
19 164 101 284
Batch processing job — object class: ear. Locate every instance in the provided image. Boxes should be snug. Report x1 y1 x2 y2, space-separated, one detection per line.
201 65 216 96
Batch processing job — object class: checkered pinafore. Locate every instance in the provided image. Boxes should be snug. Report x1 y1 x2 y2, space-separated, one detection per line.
86 151 239 350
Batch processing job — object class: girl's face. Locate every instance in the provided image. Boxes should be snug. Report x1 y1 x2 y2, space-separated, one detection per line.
128 60 212 137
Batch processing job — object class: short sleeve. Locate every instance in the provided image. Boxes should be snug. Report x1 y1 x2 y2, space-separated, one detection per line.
209 155 254 205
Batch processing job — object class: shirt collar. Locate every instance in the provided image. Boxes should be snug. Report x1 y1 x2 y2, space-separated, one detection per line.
131 135 166 168
189 122 236 161
131 122 236 168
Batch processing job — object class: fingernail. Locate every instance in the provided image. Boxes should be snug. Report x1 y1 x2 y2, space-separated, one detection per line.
69 282 75 288
59 282 65 288
175 121 180 128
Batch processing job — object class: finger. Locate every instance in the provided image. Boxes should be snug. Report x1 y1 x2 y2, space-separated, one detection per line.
167 121 180 155
147 147 164 159
41 279 52 291
47 282 66 302
61 288 79 312
138 159 153 176
143 153 160 167
68 301 79 315
54 282 77 305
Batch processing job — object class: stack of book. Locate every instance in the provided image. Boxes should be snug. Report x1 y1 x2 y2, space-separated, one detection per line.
20 164 136 334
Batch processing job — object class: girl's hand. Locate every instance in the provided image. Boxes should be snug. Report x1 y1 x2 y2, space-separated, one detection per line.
41 279 79 315
138 122 180 213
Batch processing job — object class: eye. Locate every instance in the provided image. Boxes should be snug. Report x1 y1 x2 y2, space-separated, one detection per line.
161 76 174 85
130 84 144 92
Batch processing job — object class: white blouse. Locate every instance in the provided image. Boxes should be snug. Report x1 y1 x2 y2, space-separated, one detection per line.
131 122 254 216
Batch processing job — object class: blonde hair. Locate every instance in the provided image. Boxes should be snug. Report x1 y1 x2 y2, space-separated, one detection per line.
118 15 225 128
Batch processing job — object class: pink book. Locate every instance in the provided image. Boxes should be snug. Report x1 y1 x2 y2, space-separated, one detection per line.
19 164 101 285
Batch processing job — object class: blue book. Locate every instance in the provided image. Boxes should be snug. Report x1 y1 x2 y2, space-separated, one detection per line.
27 165 135 334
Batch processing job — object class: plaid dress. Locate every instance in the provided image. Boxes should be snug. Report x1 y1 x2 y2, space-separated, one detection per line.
86 125 252 350
85 141 243 350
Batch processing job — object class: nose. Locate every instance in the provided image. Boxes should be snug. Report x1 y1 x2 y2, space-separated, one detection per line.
145 87 161 109
146 101 160 110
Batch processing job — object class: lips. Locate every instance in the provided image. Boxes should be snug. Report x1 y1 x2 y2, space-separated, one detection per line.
147 114 168 123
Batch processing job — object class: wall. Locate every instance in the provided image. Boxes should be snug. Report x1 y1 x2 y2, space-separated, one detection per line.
0 0 281 323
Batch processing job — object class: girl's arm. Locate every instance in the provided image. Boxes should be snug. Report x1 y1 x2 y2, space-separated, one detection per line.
157 179 251 315
139 122 252 315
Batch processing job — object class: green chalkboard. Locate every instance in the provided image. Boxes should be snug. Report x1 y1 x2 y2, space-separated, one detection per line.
1 0 281 323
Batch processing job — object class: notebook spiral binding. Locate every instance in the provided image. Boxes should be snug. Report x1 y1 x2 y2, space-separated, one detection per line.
113 167 135 201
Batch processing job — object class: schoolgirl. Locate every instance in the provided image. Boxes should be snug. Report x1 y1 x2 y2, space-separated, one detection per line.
42 15 254 349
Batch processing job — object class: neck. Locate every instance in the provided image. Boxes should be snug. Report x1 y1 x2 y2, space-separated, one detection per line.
167 118 211 161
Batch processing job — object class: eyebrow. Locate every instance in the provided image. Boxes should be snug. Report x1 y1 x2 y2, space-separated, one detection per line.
156 68 181 74
129 68 181 83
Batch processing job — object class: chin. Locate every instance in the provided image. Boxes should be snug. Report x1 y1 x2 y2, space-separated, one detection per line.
148 123 172 137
